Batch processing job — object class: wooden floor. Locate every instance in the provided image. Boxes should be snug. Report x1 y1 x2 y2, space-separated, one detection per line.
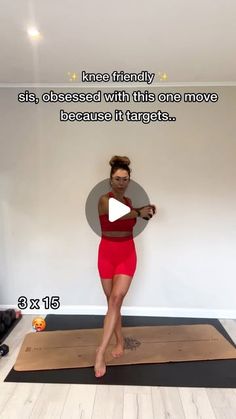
0 315 236 419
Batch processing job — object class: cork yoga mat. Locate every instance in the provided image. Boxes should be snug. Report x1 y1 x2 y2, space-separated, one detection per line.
14 324 236 371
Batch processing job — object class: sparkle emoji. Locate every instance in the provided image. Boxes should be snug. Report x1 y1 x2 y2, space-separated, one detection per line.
67 72 78 82
158 72 168 81
32 317 46 332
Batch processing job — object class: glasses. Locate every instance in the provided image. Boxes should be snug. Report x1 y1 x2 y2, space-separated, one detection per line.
112 176 129 183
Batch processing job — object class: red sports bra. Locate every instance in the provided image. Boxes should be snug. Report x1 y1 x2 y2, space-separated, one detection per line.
99 192 136 232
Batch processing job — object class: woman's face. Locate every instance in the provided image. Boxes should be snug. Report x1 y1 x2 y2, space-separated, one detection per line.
111 169 130 191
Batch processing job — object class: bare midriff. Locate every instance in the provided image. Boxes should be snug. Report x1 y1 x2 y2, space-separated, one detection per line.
102 231 132 237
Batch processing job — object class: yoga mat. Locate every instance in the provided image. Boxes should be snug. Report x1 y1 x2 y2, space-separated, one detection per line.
4 315 236 387
14 324 236 371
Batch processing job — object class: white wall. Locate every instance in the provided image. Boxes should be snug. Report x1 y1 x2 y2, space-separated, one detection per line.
0 86 236 317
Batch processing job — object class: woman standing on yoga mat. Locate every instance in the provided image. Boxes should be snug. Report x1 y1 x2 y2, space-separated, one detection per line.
94 155 156 377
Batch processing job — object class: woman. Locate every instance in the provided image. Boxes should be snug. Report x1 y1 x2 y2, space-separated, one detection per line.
95 155 156 378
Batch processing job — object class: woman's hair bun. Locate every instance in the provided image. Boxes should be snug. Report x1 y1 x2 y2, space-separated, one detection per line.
109 155 131 167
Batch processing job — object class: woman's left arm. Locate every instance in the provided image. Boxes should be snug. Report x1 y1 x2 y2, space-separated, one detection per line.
133 204 157 215
127 198 157 218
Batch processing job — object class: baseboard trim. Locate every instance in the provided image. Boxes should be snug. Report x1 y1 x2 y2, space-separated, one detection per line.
0 305 235 319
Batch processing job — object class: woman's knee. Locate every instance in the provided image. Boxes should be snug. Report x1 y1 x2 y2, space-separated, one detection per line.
108 293 124 308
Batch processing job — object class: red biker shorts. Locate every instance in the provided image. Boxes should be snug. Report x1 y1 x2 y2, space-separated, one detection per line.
97 236 137 279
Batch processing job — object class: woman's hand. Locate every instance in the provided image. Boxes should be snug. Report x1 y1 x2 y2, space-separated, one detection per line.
150 205 156 215
140 205 156 220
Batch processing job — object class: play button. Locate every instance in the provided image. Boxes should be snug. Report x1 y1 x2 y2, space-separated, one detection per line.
85 178 152 239
109 198 130 222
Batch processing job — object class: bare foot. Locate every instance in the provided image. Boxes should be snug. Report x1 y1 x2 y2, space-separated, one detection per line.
94 347 106 378
111 337 124 358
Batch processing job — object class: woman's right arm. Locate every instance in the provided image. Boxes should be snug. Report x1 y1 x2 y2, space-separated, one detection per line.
120 206 154 220
98 195 154 219
98 195 139 219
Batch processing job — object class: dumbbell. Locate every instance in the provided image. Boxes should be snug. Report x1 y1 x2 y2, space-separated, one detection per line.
0 344 9 358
